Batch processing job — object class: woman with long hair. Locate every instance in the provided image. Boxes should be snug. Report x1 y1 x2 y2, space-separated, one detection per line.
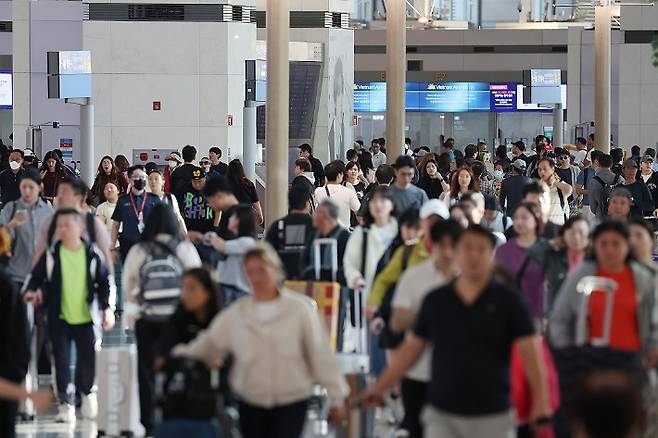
156 268 223 363
173 243 348 438
495 202 546 319
39 150 67 201
227 159 263 225
550 220 658 436
527 216 590 311
121 204 201 435
205 204 258 304
89 156 129 206
344 186 399 303
417 159 449 199
537 157 572 225
147 169 187 235
439 167 480 207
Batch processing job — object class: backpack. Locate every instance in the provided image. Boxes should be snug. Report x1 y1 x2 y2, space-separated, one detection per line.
47 211 96 245
138 240 184 322
593 174 621 216
157 357 218 420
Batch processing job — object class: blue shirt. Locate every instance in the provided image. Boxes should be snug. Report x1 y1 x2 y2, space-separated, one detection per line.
111 192 160 242
576 167 594 206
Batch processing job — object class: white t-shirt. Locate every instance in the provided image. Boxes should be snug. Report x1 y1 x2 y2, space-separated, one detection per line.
573 149 588 166
372 151 387 169
95 201 117 234
392 259 449 382
314 184 361 229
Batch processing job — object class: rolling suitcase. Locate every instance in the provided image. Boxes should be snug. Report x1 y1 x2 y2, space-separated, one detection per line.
552 276 644 438
97 343 144 437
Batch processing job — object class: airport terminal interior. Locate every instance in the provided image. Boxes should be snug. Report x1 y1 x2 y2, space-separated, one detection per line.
2 0 658 437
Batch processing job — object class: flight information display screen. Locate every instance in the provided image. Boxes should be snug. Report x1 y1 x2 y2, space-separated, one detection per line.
354 81 561 113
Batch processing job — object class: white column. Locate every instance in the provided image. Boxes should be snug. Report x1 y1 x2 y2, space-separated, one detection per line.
594 3 612 153
553 103 563 148
265 0 289 225
386 0 406 163
80 102 95 187
243 101 257 181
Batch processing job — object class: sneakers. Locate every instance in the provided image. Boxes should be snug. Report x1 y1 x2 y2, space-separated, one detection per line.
55 403 75 423
80 392 98 420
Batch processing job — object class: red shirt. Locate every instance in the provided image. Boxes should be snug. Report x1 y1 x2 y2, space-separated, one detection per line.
588 267 641 351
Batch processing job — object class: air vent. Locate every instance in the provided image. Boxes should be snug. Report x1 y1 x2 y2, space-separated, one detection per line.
253 11 351 28
128 5 184 20
0 22 12 33
85 4 253 22
473 46 494 53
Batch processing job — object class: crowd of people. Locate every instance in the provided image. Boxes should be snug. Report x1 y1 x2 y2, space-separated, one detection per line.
0 135 656 438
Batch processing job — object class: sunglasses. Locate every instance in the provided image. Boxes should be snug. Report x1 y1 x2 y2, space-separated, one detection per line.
200 161 210 166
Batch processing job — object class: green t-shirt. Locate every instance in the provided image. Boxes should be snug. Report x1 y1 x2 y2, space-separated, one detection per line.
59 245 92 325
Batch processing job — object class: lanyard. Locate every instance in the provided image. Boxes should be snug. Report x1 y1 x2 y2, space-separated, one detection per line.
128 191 148 219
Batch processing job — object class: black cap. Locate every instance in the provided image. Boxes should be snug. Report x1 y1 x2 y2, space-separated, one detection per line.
512 141 525 150
145 162 158 174
191 167 206 180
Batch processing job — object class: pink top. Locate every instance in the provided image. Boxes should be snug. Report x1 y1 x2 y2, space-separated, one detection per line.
566 251 586 275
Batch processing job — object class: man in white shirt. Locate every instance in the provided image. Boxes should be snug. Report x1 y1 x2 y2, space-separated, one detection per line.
371 139 387 169
390 219 461 438
314 160 361 229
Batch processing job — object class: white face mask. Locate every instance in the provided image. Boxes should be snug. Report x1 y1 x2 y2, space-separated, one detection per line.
9 161 21 171
494 170 504 179
168 160 178 169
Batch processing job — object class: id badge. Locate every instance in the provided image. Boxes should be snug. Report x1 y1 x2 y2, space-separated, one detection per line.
137 212 145 233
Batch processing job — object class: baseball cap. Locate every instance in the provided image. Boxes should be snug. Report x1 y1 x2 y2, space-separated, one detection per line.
144 162 158 174
419 199 449 220
512 159 527 171
622 158 638 169
165 152 183 163
641 155 654 164
191 167 206 180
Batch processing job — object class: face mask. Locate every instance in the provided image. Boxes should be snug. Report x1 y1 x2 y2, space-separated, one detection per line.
132 179 146 190
9 161 20 171
494 170 504 179
168 160 178 169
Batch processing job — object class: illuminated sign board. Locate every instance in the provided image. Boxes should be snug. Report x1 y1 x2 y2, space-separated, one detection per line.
353 81 565 113
523 69 562 87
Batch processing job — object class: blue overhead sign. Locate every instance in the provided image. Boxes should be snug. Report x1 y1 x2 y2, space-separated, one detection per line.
354 81 559 113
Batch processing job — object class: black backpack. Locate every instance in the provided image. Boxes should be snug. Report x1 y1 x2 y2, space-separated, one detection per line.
138 240 184 322
157 358 218 420
593 174 621 215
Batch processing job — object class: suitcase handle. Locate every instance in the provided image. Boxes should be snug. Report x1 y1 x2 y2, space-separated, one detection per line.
575 276 619 347
313 238 339 283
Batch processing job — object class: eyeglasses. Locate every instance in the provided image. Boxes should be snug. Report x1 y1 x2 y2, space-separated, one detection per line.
200 161 210 166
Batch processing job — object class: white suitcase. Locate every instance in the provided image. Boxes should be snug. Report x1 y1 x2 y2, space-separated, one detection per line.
97 344 144 437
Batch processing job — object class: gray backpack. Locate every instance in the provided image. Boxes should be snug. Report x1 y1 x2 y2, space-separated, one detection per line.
138 240 183 322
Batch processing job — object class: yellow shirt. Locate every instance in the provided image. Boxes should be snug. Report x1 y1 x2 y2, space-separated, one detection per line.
367 240 430 307
60 245 92 324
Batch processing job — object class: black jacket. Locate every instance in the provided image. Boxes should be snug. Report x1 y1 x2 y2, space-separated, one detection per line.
26 241 111 324
0 269 29 382
157 306 217 359
309 156 325 188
